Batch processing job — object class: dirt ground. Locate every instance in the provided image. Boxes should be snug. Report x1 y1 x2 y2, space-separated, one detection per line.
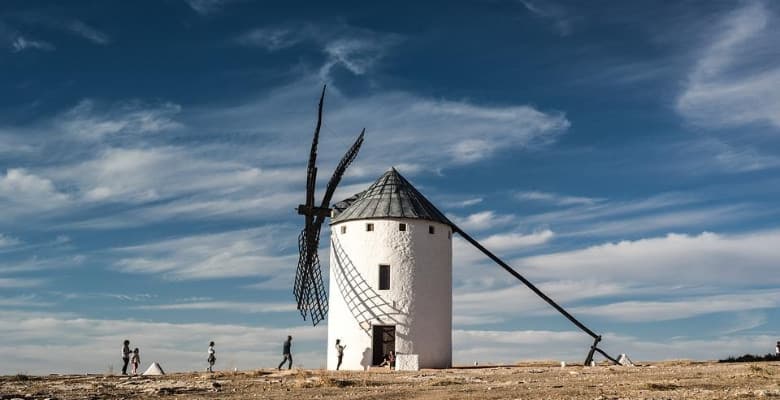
3 361 780 400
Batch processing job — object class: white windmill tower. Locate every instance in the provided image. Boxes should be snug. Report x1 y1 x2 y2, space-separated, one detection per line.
293 87 620 372
326 168 454 370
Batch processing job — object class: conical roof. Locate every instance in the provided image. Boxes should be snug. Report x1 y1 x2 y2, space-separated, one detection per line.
332 168 452 226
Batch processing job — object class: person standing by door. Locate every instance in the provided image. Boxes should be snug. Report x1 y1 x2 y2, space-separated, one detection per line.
335 339 346 370
277 335 292 370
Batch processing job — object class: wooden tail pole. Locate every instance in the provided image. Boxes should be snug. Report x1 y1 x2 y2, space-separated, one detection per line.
584 335 601 366
453 225 620 365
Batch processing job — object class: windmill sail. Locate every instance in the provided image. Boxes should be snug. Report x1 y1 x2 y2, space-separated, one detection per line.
294 86 365 326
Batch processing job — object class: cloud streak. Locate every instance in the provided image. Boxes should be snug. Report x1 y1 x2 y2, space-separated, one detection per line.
677 2 780 129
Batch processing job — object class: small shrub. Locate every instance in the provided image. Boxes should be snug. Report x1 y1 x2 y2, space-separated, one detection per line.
647 382 680 390
719 353 780 363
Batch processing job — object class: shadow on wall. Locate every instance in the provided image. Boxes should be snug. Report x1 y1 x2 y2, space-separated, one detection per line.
331 235 409 339
361 347 371 371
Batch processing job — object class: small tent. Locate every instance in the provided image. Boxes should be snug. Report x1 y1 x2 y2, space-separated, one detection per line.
142 362 165 375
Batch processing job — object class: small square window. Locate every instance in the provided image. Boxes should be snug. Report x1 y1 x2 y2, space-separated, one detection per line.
448 231 451 239
366 223 374 232
429 225 435 234
399 223 406 231
340 226 346 234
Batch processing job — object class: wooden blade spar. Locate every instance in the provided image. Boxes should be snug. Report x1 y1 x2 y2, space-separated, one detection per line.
293 85 365 326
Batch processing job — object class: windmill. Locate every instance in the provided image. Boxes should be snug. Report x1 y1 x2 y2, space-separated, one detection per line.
294 85 364 326
295 87 618 366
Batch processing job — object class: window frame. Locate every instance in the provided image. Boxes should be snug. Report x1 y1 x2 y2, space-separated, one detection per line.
378 264 390 290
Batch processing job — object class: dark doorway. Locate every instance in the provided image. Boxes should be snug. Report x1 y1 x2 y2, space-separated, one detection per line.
372 325 395 365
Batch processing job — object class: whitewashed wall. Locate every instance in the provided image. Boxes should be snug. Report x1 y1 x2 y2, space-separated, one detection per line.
326 218 452 370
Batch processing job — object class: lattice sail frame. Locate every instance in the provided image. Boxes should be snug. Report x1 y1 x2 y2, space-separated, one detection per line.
293 85 365 326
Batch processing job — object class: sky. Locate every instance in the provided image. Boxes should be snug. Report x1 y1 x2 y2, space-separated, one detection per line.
1 0 780 375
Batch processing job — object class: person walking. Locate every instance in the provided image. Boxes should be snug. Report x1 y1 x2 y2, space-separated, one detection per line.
130 348 140 375
335 339 346 370
277 335 292 370
207 341 216 372
121 340 132 375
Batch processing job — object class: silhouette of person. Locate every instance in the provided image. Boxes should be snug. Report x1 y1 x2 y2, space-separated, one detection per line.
207 341 216 372
335 339 346 370
277 335 293 370
120 340 131 375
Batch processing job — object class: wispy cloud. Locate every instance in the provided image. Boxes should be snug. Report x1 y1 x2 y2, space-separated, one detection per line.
58 99 182 141
112 226 297 280
481 229 555 252
571 290 780 322
676 1 780 129
236 26 309 51
66 20 110 45
519 0 578 36
137 300 296 313
451 210 515 231
516 190 602 206
517 230 780 287
0 234 21 249
237 23 402 81
0 278 45 289
185 0 238 15
11 36 54 52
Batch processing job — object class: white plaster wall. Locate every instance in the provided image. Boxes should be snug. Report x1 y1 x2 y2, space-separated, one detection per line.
327 218 452 370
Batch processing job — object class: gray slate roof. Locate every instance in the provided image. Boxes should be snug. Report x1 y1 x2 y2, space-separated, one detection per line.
331 168 453 226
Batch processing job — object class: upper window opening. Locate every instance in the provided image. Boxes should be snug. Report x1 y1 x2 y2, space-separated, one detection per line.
399 223 406 231
366 223 374 232
429 225 435 234
340 226 347 234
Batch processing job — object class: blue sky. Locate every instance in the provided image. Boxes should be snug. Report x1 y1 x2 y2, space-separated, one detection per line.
2 0 780 374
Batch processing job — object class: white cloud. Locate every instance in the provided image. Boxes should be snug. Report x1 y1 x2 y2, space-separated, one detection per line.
11 36 54 52
516 190 601 206
67 20 110 45
519 0 577 36
480 229 555 252
571 290 780 322
565 204 757 237
454 280 633 326
58 100 182 141
320 36 398 79
0 169 69 216
0 234 21 248
113 226 298 280
0 278 45 289
237 27 308 51
443 197 484 209
451 210 515 231
517 230 780 287
185 0 237 15
137 301 297 313
676 2 780 129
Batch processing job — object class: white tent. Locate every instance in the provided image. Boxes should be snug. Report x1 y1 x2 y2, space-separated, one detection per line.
142 362 165 375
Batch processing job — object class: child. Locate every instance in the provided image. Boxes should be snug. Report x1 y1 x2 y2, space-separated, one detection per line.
207 341 216 372
130 348 140 375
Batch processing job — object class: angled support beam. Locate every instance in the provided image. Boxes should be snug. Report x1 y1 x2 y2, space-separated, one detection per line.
453 224 620 365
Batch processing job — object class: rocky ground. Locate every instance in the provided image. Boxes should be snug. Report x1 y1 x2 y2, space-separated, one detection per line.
2 361 779 399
